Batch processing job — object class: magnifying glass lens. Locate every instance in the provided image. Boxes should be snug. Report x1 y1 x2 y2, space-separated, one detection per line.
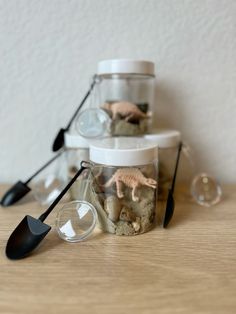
76 108 110 138
55 201 97 242
190 173 222 207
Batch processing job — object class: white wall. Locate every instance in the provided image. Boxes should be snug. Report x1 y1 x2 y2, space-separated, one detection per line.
0 0 235 183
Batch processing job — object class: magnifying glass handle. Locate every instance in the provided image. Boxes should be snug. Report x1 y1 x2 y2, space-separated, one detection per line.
66 75 98 130
38 163 88 222
52 75 98 152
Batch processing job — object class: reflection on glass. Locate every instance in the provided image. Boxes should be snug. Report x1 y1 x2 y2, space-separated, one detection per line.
55 201 97 242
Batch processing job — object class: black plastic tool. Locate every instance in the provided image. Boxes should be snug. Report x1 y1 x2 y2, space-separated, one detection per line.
52 75 97 152
5 163 87 260
163 142 182 228
0 151 63 207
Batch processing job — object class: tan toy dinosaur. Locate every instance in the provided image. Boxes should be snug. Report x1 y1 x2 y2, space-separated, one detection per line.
102 101 150 122
104 168 157 202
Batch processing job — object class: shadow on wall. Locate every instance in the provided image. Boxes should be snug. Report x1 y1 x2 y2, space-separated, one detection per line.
153 80 187 130
152 80 197 183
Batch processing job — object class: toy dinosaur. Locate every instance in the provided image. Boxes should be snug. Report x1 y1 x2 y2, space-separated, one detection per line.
102 101 150 122
104 168 157 202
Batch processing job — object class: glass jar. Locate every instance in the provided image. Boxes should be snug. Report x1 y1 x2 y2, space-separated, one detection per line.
97 59 155 136
30 151 67 206
145 129 181 200
89 137 158 236
64 132 90 200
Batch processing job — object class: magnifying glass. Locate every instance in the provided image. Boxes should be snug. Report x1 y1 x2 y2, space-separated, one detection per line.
0 151 65 207
55 200 97 242
55 164 98 243
182 144 222 207
190 173 222 207
76 108 111 138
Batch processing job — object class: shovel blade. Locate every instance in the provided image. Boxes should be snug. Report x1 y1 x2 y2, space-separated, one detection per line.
163 190 175 228
52 128 65 152
0 181 31 207
6 215 51 260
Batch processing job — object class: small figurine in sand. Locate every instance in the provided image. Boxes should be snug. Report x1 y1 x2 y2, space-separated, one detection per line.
102 101 150 122
104 168 157 202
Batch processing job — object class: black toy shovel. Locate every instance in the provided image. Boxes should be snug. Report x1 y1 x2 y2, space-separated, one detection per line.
52 75 97 152
0 151 63 207
163 142 182 228
6 163 87 260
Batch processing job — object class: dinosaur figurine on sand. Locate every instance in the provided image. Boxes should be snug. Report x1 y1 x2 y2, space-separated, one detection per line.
102 101 150 122
104 168 157 202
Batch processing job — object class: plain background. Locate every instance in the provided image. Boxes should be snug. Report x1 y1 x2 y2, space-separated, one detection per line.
0 0 235 183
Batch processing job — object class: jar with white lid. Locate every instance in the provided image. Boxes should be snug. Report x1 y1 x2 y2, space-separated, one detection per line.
144 129 181 200
89 137 158 236
64 132 90 200
96 59 155 136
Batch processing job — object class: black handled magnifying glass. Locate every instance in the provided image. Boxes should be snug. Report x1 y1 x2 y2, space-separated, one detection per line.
52 75 98 152
1 76 99 207
0 151 63 207
5 161 89 260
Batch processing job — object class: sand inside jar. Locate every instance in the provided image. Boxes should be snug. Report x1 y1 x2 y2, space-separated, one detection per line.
89 170 156 236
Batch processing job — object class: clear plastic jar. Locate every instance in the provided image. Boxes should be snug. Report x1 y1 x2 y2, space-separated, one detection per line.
30 152 67 206
64 132 90 200
89 137 158 236
145 130 181 200
97 59 155 136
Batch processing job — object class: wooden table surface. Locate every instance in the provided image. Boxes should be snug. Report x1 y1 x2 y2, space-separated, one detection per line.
0 184 236 314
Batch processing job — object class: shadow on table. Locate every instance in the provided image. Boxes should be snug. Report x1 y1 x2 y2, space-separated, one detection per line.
14 192 36 206
33 232 62 257
0 190 36 208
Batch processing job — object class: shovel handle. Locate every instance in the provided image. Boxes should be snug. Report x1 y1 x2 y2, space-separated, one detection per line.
171 142 182 193
38 163 87 222
25 151 63 184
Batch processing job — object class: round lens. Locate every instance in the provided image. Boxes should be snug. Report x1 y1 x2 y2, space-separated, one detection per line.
190 173 222 207
55 201 97 242
76 108 111 138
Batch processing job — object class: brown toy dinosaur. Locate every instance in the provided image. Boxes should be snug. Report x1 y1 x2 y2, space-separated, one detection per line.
104 168 157 202
102 101 150 122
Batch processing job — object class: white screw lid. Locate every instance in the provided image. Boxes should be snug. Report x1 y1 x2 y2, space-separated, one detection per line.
90 137 158 166
97 59 155 77
64 132 90 149
144 129 181 148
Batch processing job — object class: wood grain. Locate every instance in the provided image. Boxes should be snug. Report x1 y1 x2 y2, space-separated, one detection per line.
0 184 236 314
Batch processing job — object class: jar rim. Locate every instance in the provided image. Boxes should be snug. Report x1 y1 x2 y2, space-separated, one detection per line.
97 59 155 77
144 129 181 148
64 132 90 149
89 137 158 166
